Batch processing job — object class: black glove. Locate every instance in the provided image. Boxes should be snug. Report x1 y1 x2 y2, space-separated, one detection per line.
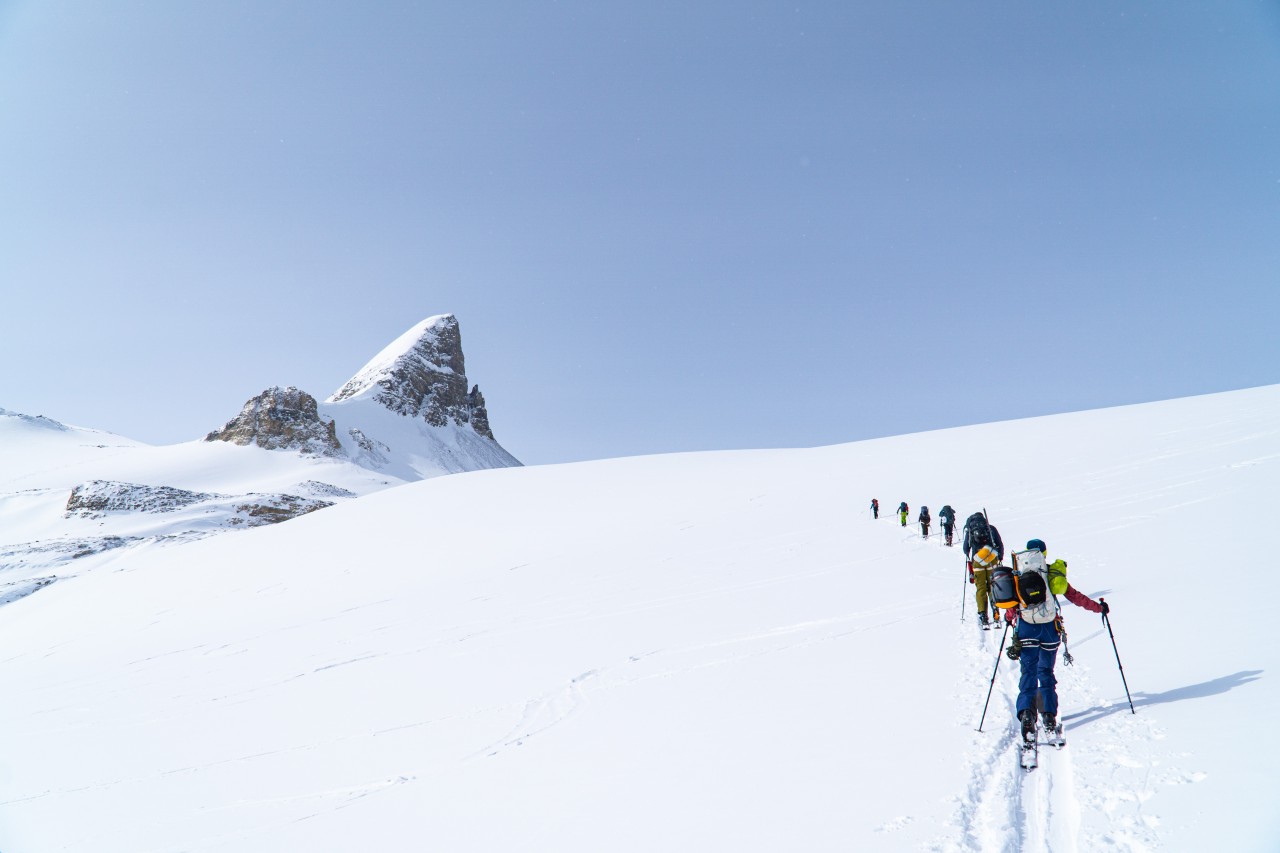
1006 635 1021 660
1100 599 1110 615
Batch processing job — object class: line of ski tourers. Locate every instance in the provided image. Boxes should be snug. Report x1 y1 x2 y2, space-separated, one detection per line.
868 498 1135 770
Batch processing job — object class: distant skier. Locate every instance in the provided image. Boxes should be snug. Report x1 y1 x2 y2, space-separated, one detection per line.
1003 539 1107 743
870 498 879 519
962 512 1004 628
918 505 931 539
897 502 909 527
939 505 957 546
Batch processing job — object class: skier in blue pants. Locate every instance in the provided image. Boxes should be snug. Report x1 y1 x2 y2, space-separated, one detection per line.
1014 621 1061 721
1003 538 1107 740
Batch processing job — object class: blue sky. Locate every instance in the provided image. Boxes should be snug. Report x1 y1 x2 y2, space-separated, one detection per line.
2 1 1277 465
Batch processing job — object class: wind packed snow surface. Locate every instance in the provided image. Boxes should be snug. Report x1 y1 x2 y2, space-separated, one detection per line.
0 386 1278 851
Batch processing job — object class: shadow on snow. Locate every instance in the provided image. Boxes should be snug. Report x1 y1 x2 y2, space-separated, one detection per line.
1063 670 1264 728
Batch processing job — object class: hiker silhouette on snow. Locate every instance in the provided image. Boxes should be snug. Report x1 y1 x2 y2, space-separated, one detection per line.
939 505 956 546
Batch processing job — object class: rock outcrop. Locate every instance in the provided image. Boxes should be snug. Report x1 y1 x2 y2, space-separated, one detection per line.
65 480 334 527
205 386 343 456
328 314 499 441
67 481 212 515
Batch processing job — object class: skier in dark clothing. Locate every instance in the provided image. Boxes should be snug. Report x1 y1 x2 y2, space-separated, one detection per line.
939 505 957 546
962 512 1004 628
897 502 909 526
870 498 879 519
1003 539 1107 741
918 506 931 539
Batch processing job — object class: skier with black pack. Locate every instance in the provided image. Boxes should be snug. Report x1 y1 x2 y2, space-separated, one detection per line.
962 512 1004 629
939 505 956 546
1001 539 1108 750
897 502 909 527
918 505 931 539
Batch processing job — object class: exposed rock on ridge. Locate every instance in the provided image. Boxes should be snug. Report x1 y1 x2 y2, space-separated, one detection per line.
65 480 334 527
67 481 212 515
205 387 343 455
328 314 499 441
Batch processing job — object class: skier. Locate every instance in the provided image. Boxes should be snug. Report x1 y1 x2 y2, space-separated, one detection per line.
897 502 909 527
1003 539 1108 742
918 505 931 539
870 498 879 519
962 512 1004 628
939 505 957 546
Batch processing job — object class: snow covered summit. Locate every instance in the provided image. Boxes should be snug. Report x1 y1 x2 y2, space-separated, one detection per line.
328 313 498 440
208 314 520 480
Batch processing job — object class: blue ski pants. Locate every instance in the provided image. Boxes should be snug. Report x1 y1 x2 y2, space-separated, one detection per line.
1015 619 1061 716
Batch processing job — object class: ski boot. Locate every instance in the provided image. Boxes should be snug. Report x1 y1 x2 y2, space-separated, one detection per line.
1018 709 1036 742
1041 712 1057 731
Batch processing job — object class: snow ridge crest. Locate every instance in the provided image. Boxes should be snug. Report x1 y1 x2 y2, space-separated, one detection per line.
0 409 70 431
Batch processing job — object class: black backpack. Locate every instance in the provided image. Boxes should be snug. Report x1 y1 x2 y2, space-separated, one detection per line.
1016 567 1048 607
964 512 991 549
1012 549 1051 610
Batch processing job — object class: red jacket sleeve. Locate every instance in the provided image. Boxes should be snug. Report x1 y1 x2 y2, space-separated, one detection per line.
1064 583 1102 613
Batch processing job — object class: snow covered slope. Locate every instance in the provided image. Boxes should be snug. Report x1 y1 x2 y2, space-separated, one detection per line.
0 415 392 577
0 408 144 483
0 386 1276 851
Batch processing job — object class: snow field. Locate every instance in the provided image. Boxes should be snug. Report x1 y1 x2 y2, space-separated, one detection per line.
0 385 1277 850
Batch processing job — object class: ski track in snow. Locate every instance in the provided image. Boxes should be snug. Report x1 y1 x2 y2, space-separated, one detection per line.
477 669 600 758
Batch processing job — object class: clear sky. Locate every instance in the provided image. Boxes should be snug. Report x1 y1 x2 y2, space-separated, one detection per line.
2 1 1278 466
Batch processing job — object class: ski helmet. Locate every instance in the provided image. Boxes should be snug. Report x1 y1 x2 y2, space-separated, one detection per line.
1026 538 1047 553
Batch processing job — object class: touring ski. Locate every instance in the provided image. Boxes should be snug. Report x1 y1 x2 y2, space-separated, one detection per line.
1019 724 1038 771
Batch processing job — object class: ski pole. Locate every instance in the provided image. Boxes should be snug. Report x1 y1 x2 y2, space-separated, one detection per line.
960 561 968 622
1101 601 1135 714
977 619 1010 732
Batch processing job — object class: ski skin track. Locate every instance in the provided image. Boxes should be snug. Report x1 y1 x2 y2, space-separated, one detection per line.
940 533 1089 853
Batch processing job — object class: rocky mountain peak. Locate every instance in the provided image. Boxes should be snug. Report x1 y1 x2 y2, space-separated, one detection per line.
205 386 343 455
327 314 498 440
